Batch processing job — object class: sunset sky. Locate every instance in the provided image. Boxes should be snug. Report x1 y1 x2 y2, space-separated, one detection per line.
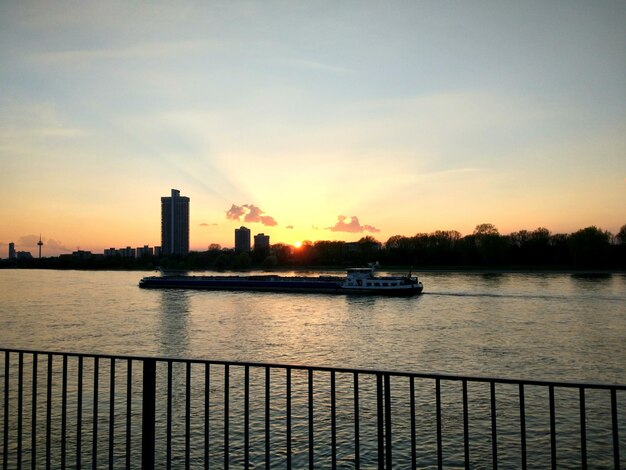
1 1 625 256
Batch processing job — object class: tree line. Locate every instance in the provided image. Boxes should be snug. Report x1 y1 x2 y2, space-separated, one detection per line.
2 223 625 270
277 224 625 269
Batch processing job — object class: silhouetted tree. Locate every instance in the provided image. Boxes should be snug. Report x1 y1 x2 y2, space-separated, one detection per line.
549 233 570 266
252 244 269 263
213 254 230 270
473 224 507 265
233 252 252 270
384 235 410 261
270 243 293 265
262 255 278 269
617 224 626 245
509 227 552 265
427 230 461 265
312 240 346 265
615 224 626 268
528 227 552 264
357 236 381 263
385 235 405 251
568 226 611 268
457 235 479 265
473 223 499 237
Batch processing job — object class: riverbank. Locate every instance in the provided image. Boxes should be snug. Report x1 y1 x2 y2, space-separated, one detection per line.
1 260 624 275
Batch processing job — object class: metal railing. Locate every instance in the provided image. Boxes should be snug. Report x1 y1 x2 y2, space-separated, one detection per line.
1 347 624 468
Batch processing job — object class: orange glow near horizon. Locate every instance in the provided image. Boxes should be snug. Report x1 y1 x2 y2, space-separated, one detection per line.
294 241 302 249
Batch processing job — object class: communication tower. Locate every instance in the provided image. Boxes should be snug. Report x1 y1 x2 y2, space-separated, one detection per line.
37 235 43 259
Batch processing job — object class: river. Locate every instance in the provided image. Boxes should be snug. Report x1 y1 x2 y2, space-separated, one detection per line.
1 269 625 383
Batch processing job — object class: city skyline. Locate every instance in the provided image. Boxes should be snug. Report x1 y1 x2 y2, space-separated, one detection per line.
1 2 625 257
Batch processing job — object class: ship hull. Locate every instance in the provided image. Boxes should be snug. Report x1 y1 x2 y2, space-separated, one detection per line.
138 275 423 296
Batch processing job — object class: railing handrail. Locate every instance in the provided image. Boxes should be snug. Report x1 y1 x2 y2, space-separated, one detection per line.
2 346 625 390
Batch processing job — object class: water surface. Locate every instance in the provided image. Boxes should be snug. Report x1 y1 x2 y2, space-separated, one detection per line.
2 269 625 383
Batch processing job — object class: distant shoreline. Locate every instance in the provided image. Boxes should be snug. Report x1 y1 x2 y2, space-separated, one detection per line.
0 264 624 275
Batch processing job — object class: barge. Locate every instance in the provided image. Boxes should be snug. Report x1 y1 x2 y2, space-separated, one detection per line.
139 265 423 296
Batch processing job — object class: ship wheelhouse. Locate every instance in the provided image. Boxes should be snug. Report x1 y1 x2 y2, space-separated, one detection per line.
343 266 420 290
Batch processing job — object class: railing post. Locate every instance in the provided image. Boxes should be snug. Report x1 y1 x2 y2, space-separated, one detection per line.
142 359 156 470
611 388 620 470
3 351 9 470
384 373 393 469
376 373 384 469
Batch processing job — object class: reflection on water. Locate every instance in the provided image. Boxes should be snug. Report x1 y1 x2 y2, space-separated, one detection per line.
343 295 379 308
571 272 612 281
158 291 190 358
480 272 505 286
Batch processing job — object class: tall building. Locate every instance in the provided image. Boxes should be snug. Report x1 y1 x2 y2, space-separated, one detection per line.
254 233 270 252
235 226 251 253
161 189 190 255
8 242 16 260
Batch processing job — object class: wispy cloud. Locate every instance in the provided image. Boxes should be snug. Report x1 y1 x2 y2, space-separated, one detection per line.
0 101 88 144
288 59 354 75
226 204 278 227
39 127 87 138
326 216 380 234
34 40 210 64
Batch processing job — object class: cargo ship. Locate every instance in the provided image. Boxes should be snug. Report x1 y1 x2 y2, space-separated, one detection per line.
139 265 423 296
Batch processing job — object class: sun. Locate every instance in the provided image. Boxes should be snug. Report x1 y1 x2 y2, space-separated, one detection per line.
294 241 302 249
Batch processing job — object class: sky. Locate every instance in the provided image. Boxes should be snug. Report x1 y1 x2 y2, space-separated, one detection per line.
1 1 625 256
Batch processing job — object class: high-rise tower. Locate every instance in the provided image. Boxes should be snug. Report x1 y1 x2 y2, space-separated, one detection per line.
161 189 190 255
235 226 251 253
37 235 43 259
254 233 270 252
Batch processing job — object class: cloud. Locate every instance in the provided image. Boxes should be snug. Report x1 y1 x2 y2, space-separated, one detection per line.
16 235 70 252
225 204 278 227
34 40 209 64
288 59 354 75
226 204 246 221
286 225 294 230
326 216 380 234
18 235 40 247
40 128 87 138
46 239 71 252
199 222 218 227
244 205 278 226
